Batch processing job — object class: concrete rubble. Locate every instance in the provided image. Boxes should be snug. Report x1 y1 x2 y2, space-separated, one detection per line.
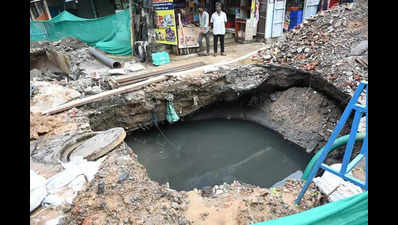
252 1 368 96
31 81 81 114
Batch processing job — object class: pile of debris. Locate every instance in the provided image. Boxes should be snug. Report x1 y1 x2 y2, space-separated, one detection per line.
57 141 323 225
253 1 368 95
30 112 78 140
59 144 192 225
31 38 86 79
31 37 93 65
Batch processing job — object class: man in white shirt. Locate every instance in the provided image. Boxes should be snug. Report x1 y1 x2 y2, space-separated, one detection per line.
210 2 227 56
198 5 210 56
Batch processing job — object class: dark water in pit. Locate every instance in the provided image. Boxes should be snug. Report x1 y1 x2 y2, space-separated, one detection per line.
126 119 311 191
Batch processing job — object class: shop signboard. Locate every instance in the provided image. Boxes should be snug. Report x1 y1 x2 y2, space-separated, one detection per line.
178 26 200 48
251 0 256 20
153 0 178 45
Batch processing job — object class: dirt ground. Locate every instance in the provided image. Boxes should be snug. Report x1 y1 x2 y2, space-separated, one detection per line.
30 112 78 140
184 180 321 225
58 143 322 225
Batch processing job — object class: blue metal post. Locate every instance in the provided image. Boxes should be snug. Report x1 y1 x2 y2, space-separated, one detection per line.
295 82 367 204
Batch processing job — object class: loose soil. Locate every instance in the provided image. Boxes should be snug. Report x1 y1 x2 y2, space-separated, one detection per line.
60 144 322 225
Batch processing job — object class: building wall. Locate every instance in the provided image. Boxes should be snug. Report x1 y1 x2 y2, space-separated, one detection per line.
47 0 65 17
94 0 116 17
77 0 96 18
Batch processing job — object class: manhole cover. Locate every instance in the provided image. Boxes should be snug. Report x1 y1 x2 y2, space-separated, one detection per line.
69 127 126 161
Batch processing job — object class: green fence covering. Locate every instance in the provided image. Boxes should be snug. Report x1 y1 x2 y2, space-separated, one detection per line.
30 9 132 56
255 191 368 225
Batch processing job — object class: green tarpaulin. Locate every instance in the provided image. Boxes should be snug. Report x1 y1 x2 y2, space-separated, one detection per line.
255 191 368 225
30 9 132 56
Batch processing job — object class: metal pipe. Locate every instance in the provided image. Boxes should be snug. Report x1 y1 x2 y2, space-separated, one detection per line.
88 47 121 68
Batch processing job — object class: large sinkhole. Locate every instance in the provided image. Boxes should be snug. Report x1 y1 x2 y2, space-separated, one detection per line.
126 119 311 191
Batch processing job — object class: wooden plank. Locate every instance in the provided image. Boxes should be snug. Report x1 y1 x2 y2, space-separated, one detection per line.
116 71 167 83
43 76 169 115
108 78 119 89
355 58 368 68
115 62 205 83
118 77 150 86
114 62 206 83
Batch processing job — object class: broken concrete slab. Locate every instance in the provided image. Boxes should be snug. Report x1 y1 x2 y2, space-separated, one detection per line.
30 81 81 114
350 40 368 56
124 62 145 72
313 164 363 202
69 127 126 161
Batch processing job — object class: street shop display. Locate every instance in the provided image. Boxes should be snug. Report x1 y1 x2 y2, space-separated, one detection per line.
234 0 259 42
178 25 200 48
154 0 178 45
174 0 202 51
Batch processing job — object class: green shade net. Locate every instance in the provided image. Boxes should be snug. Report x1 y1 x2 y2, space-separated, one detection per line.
255 191 368 225
30 9 132 56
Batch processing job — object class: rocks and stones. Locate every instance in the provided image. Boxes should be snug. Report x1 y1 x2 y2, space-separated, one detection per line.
249 87 345 153
30 81 82 114
264 55 272 60
123 62 146 73
30 37 111 85
84 86 102 95
253 1 368 95
117 171 129 184
296 47 304 54
171 202 180 209
349 40 368 56
30 69 44 81
201 186 213 197
68 127 126 161
97 180 105 194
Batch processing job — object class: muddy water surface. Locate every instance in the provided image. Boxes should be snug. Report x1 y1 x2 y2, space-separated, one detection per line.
126 119 311 191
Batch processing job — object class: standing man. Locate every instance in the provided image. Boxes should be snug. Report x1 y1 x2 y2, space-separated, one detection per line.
198 5 210 56
210 2 227 56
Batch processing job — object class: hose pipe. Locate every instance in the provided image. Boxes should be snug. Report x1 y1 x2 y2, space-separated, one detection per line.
301 132 366 180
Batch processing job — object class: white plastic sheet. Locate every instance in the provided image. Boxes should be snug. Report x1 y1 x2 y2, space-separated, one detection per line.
42 156 104 208
30 170 48 212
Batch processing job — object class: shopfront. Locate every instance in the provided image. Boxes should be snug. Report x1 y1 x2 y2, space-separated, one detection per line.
256 0 323 40
152 0 260 55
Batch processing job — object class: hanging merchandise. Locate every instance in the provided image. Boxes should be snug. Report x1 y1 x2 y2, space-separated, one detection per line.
153 0 178 45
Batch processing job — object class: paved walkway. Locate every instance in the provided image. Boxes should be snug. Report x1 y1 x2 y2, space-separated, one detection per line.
114 41 266 81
